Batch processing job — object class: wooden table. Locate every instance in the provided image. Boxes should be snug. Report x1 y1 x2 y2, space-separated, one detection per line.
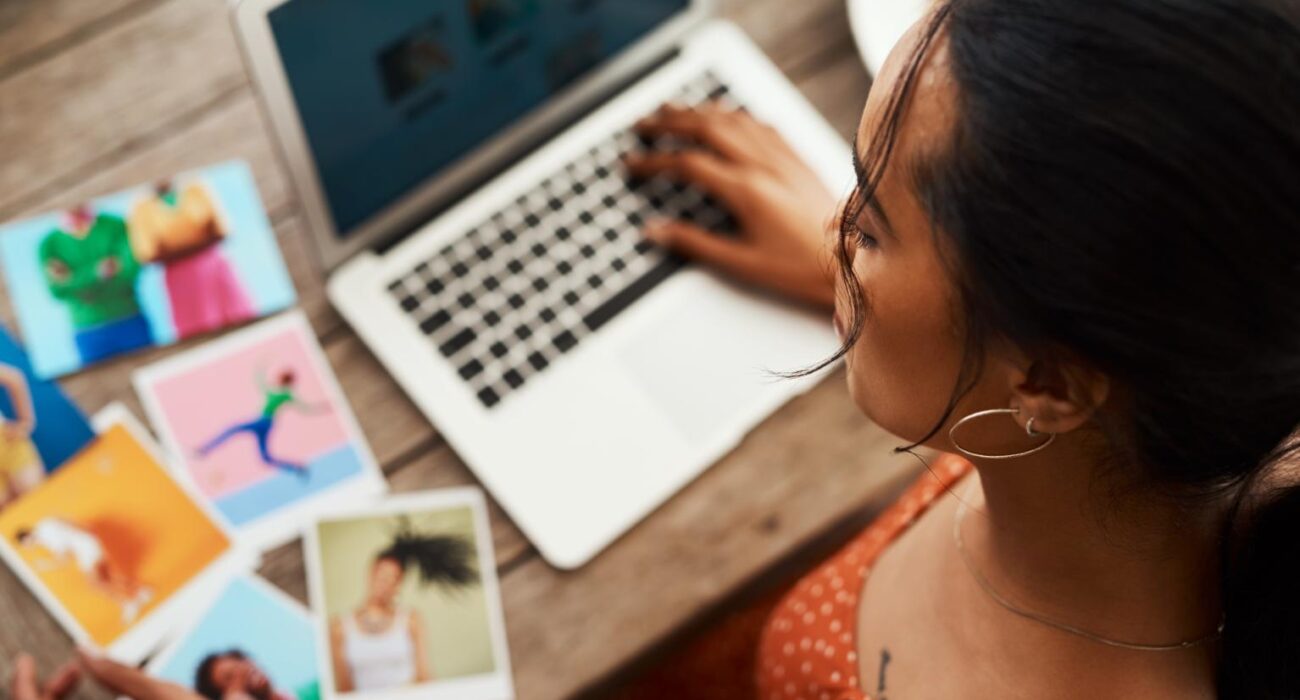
0 2 919 697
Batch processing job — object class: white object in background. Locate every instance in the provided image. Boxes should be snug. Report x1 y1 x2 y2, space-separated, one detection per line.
847 0 932 76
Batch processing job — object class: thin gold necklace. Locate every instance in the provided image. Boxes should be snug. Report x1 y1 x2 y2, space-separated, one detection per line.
952 492 1224 652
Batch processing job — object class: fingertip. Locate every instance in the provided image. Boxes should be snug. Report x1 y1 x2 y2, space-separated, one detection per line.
642 220 671 243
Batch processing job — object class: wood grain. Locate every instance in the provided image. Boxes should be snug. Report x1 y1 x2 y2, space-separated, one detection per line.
0 0 247 217
0 0 156 77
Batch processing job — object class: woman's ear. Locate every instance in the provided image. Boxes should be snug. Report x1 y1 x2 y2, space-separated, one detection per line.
1007 359 1109 435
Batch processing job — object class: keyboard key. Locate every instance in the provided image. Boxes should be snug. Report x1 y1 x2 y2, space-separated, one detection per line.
528 351 549 371
400 296 420 312
439 327 476 356
420 310 451 335
554 330 578 353
503 369 525 388
459 359 484 380
477 387 501 407
490 341 509 358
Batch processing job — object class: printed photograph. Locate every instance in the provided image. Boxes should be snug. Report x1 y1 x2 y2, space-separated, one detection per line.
135 311 386 550
149 576 321 700
305 489 513 700
0 326 94 510
0 160 297 378
0 419 239 661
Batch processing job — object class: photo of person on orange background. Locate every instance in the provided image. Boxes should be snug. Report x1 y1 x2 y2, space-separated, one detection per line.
15 516 153 624
0 418 238 660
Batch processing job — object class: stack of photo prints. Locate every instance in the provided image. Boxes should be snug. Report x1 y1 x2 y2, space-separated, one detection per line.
0 161 515 700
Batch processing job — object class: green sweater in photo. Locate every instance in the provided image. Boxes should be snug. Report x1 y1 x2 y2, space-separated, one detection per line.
38 214 142 329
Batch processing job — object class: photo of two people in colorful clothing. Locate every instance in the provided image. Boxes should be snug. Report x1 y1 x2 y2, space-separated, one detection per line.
0 160 296 379
41 181 249 363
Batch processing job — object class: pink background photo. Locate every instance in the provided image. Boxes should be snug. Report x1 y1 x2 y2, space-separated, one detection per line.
148 326 349 500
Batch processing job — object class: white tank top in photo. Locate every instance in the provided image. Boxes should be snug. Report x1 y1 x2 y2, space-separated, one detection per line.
33 518 103 572
342 610 417 691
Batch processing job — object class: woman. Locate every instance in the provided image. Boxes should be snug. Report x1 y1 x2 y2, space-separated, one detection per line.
197 367 328 478
0 363 43 507
128 179 255 340
625 0 1300 696
328 528 477 693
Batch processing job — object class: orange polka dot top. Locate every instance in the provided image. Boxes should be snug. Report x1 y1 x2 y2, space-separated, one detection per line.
756 453 974 700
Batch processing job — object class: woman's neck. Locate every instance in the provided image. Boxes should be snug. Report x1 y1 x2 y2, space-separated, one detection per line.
959 434 1225 645
361 598 396 617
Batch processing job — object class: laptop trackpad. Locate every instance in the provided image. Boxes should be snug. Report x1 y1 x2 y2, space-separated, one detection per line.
615 283 793 446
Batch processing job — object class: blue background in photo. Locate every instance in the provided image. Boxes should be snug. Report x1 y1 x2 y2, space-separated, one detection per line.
154 577 319 697
214 445 366 526
0 161 297 378
0 327 93 472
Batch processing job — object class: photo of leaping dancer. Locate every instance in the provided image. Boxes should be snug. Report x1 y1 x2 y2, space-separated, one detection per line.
195 364 331 480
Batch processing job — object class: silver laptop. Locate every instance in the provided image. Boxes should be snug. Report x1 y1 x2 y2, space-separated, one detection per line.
233 0 847 568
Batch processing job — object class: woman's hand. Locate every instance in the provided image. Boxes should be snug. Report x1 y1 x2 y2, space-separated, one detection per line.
624 104 842 309
10 650 204 700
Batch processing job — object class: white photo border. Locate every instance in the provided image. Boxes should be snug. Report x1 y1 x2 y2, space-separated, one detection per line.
303 487 515 700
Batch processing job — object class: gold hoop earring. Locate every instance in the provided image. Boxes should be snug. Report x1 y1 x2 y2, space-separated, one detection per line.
949 408 1056 460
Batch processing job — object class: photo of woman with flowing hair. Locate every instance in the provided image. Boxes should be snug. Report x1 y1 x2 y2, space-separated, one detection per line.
327 521 478 693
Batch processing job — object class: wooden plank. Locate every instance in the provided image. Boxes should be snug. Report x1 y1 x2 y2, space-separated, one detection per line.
7 92 294 226
0 0 248 217
0 0 152 74
500 371 921 700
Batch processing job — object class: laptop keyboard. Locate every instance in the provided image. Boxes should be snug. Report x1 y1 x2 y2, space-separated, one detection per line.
387 72 740 409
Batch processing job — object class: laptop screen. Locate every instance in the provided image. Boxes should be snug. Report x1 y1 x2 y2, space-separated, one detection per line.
268 0 689 237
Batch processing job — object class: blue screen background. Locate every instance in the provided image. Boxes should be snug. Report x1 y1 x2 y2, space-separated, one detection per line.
270 0 687 235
